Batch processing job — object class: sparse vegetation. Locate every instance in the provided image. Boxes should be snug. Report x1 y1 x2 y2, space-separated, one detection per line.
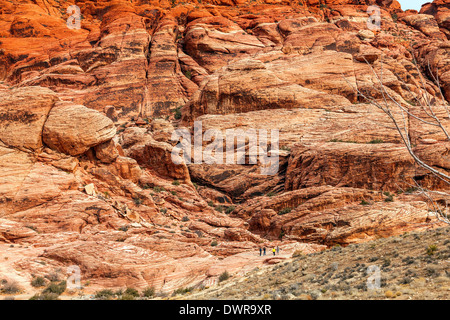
153 186 165 193
174 107 182 120
181 226 450 300
31 277 46 288
278 208 292 215
225 206 236 214
133 197 143 206
426 244 438 256
124 287 140 298
43 281 66 296
1 280 21 294
184 70 192 80
368 139 384 144
95 289 115 300
219 271 230 282
173 287 193 295
142 287 155 298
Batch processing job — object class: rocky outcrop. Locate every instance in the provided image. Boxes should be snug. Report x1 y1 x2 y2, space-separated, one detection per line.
121 127 191 182
1 0 450 297
421 0 450 39
0 87 58 151
285 142 449 191
236 186 446 245
43 103 116 156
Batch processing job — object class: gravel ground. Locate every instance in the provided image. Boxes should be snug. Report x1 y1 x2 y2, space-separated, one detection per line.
181 226 450 300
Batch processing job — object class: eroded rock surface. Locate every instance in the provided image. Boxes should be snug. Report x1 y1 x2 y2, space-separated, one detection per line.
0 0 449 297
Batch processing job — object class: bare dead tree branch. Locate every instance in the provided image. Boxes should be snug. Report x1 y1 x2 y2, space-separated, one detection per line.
343 54 450 225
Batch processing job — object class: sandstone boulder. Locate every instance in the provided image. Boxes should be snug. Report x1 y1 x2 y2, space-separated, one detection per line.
0 87 58 151
43 103 116 156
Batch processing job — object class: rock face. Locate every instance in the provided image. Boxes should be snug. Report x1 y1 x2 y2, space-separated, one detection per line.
43 103 116 156
285 142 449 191
0 0 449 297
0 87 58 151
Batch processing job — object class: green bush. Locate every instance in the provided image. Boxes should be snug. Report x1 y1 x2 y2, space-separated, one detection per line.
31 277 46 288
29 293 59 300
427 244 438 256
120 293 136 300
278 208 292 215
174 107 182 120
172 180 181 186
124 287 140 297
173 287 193 295
211 240 218 246
95 289 115 300
142 287 155 298
368 139 384 144
43 281 66 296
225 206 235 214
153 186 166 193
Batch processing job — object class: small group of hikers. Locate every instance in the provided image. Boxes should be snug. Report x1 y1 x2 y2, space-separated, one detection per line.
259 246 280 256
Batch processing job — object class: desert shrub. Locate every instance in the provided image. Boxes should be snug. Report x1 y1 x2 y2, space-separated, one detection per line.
173 287 193 295
142 287 155 298
95 289 115 300
278 208 292 215
225 206 235 214
211 240 218 246
427 244 438 256
219 271 230 282
1 280 21 294
43 281 66 296
31 277 46 288
172 180 180 186
45 271 61 282
29 293 59 300
153 186 165 193
405 187 418 194
195 230 203 237
174 107 182 120
124 287 139 297
120 293 136 300
133 197 142 206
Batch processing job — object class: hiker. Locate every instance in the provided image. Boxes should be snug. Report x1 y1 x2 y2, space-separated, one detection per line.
259 247 262 256
263 247 266 255
276 246 280 255
272 248 276 256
